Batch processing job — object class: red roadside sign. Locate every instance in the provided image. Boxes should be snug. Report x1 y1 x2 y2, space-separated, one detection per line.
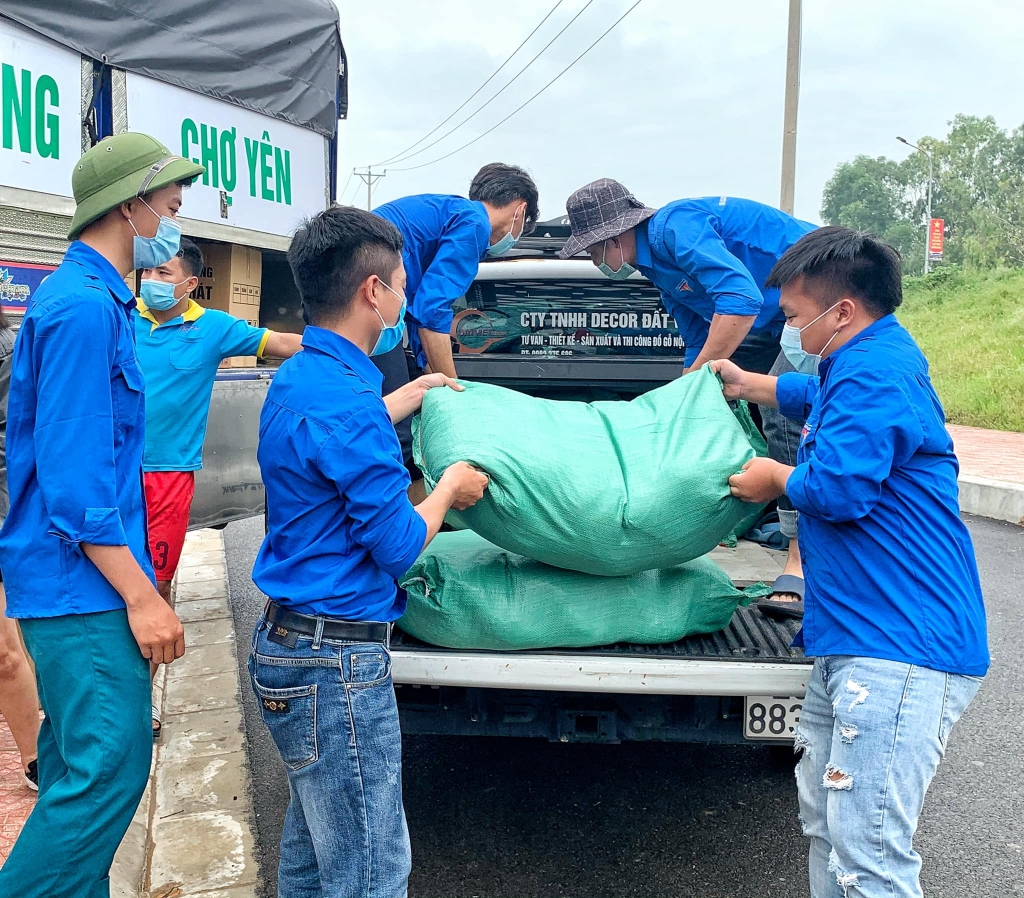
928 218 945 261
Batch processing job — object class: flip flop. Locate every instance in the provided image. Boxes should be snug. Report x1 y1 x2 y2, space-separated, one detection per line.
757 574 805 621
152 704 162 740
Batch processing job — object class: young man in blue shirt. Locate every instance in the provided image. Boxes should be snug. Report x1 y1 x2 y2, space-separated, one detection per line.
712 227 988 898
0 132 201 898
560 178 817 617
372 162 539 475
136 236 302 735
251 205 488 896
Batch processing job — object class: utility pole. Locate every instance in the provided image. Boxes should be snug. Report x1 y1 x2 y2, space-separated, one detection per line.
896 136 935 274
779 0 802 215
354 167 386 210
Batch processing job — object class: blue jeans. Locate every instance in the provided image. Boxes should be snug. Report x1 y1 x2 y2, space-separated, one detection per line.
249 616 411 898
795 656 982 897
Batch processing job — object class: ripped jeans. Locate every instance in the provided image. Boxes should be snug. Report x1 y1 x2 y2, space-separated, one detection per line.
248 616 411 898
795 656 982 898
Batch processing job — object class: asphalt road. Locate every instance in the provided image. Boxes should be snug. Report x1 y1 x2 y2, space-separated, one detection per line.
225 515 1024 898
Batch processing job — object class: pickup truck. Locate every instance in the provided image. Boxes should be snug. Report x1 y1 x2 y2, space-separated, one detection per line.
195 221 810 747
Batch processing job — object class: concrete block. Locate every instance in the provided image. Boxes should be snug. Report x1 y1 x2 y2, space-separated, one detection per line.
176 597 232 624
178 562 228 584
176 579 230 602
959 475 1024 526
156 750 250 818
178 550 229 570
161 708 247 761
149 810 257 895
165 672 240 715
167 640 239 680
183 618 236 648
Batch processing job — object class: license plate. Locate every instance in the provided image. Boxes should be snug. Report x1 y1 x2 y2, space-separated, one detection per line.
744 695 803 741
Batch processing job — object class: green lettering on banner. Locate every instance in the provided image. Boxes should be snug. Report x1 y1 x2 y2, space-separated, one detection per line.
199 123 219 188
2 64 32 153
244 136 259 198
181 118 199 164
34 75 59 159
274 146 291 205
219 127 237 192
259 131 273 201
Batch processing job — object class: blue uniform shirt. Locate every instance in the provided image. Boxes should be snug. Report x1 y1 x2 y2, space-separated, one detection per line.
635 197 816 366
0 242 153 618
134 300 269 471
374 195 492 368
252 326 428 620
777 315 989 676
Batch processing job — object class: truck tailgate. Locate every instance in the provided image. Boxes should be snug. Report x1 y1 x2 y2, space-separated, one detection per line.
391 540 809 698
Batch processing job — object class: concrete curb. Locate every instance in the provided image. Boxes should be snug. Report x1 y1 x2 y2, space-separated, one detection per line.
111 529 259 898
959 475 1024 526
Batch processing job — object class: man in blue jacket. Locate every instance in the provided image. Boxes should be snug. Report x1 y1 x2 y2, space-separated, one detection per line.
252 205 489 896
714 227 988 898
372 163 539 474
561 179 816 614
0 132 201 898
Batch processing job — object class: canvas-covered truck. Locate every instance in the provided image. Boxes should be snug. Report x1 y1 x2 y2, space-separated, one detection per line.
197 221 811 747
0 2 345 343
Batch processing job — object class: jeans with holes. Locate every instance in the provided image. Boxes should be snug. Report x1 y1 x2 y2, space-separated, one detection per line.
795 656 982 898
249 616 411 898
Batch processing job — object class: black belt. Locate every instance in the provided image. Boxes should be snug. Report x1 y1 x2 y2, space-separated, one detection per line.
265 601 390 645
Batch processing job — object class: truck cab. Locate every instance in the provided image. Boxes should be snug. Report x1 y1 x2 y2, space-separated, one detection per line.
195 220 810 747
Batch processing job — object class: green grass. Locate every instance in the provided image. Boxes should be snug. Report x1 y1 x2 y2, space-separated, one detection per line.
899 267 1024 432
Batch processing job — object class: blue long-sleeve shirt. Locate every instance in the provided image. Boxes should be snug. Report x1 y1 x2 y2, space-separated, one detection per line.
374 195 492 368
0 242 153 618
252 326 428 620
776 315 989 676
635 197 816 365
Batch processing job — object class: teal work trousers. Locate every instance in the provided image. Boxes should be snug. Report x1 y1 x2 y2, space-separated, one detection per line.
0 609 152 898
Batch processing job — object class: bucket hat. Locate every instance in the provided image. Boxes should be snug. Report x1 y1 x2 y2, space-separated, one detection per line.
558 178 657 258
68 133 205 240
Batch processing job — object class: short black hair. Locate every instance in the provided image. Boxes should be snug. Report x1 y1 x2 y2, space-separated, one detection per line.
766 226 903 318
176 237 204 279
288 205 404 327
469 163 540 236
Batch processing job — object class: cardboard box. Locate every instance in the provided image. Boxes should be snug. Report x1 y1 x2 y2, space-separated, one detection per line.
191 242 263 367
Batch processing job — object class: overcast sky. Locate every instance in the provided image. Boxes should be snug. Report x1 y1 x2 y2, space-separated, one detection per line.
333 0 1024 224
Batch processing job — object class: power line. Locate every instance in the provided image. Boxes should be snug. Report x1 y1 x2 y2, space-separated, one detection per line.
338 167 355 205
354 167 387 210
390 0 644 173
380 0 598 168
375 0 566 167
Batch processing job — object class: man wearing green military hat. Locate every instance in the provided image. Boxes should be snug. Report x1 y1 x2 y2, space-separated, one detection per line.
0 132 204 898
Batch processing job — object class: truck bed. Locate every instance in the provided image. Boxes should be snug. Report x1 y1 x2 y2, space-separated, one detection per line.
391 540 809 699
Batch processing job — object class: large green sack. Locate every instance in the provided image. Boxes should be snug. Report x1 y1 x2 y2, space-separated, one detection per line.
399 531 765 650
412 367 766 576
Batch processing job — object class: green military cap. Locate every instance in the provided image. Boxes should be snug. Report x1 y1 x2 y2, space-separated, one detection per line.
68 132 205 240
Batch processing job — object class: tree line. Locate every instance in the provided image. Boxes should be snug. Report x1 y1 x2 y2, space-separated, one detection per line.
821 115 1024 275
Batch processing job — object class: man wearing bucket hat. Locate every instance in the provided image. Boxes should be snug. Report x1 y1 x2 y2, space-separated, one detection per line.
560 179 816 618
0 132 203 898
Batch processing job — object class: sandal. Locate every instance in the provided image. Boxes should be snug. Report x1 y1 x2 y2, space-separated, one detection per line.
152 704 162 740
757 574 805 621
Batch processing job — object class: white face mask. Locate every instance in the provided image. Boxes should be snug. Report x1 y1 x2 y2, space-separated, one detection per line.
780 302 843 374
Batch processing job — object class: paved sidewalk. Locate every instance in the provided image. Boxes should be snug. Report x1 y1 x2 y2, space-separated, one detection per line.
949 425 1024 525
0 529 258 897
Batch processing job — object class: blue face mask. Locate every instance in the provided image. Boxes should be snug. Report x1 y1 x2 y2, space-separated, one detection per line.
371 281 408 357
485 204 526 258
598 239 637 280
130 199 182 270
780 302 842 374
140 278 189 312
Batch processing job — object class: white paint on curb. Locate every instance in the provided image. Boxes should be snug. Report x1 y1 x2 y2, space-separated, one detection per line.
959 475 1024 526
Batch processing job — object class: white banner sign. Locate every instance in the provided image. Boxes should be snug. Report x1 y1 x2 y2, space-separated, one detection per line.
126 73 328 239
0 18 82 197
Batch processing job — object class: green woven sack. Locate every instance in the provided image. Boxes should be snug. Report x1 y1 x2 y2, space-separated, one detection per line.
413 366 766 577
399 531 764 650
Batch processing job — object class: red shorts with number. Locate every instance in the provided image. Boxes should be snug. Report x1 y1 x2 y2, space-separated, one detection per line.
144 471 196 583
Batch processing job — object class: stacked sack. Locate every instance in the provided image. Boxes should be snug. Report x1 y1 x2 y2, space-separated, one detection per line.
401 367 767 650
